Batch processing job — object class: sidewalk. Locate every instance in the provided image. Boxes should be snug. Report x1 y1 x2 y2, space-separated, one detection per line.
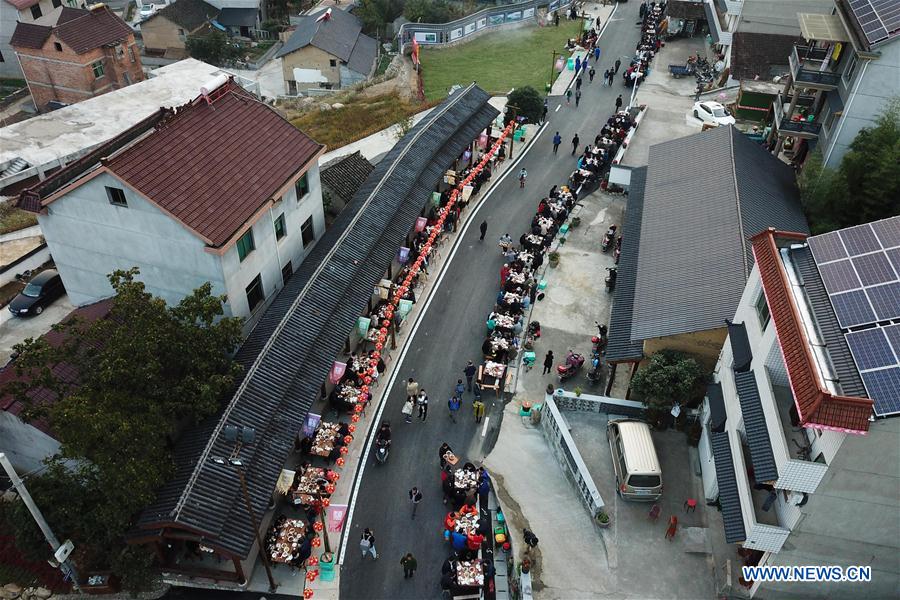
549 3 617 96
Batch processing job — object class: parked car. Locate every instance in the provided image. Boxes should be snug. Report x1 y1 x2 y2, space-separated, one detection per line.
8 270 65 316
692 101 736 126
607 418 663 501
139 3 158 20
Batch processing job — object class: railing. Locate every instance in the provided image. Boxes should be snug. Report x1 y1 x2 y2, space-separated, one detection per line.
398 0 574 53
773 93 822 137
790 45 841 88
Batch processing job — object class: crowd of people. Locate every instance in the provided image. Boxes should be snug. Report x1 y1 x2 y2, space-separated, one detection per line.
625 1 667 87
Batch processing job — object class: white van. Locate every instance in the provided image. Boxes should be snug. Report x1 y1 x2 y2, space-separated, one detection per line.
606 418 663 501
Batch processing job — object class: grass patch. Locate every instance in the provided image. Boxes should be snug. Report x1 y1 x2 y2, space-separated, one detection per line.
375 54 393 77
289 93 433 150
0 201 38 235
419 20 582 101
244 40 276 61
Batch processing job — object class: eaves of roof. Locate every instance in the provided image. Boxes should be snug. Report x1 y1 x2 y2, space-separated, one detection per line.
710 430 747 543
733 370 779 483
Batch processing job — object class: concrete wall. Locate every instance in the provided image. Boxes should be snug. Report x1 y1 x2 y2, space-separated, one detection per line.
757 416 900 599
0 411 61 474
821 41 900 168
141 15 202 53
642 326 728 368
0 1 23 78
282 45 341 90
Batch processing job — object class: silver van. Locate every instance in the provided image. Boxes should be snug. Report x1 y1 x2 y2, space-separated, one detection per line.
606 419 663 501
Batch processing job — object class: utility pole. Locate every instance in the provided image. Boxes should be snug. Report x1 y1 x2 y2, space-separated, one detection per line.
550 50 560 90
0 453 83 594
233 465 278 592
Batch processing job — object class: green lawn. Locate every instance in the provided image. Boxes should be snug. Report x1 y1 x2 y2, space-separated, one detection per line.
419 20 582 101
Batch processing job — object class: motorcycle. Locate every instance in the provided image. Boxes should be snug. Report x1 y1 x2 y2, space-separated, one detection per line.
587 355 604 386
592 322 608 356
601 225 617 252
375 438 390 464
557 352 585 381
524 320 542 350
605 267 617 292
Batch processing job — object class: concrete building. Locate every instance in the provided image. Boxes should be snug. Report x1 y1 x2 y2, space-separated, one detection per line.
10 4 144 110
0 58 257 197
0 0 89 78
277 7 377 94
768 0 900 168
16 77 326 326
141 0 218 58
699 216 899 598
605 126 809 389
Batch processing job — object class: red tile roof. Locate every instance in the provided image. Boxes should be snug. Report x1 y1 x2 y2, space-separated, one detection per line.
104 80 323 247
7 0 40 9
11 6 133 55
9 22 52 50
751 229 873 434
0 299 113 437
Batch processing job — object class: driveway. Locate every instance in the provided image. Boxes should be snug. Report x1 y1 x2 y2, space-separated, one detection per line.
0 295 74 366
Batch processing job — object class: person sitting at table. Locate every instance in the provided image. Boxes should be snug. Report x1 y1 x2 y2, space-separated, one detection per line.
299 436 314 455
444 511 458 531
466 532 485 551
450 530 468 552
459 502 478 515
327 446 341 463
291 537 312 569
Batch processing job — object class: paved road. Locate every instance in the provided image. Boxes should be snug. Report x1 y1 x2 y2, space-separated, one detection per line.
340 4 643 599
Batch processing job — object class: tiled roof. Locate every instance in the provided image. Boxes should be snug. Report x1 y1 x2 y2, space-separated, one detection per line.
55 6 133 54
666 0 707 19
731 32 801 81
346 33 377 76
710 430 747 543
606 166 647 363
734 370 779 483
751 229 873 434
7 0 40 9
129 85 499 558
153 0 218 31
216 7 257 27
728 321 752 373
10 22 52 50
277 6 366 60
707 382 727 433
104 81 322 247
630 126 808 342
320 151 374 205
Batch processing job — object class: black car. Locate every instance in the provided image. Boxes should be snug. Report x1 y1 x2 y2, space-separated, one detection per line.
8 269 65 316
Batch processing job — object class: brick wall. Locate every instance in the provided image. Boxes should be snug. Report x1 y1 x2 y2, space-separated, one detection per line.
15 35 144 109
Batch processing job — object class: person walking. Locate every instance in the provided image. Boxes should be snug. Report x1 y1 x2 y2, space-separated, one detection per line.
571 133 580 155
575 76 582 91
552 131 562 154
615 94 623 111
543 350 555 375
473 399 486 424
575 89 582 107
400 553 417 579
608 69 615 86
417 389 429 421
602 68 610 86
589 66 595 83
614 58 621 74
408 487 423 518
454 379 466 399
665 516 678 540
541 98 549 123
406 377 419 403
464 360 477 391
448 395 461 422
565 88 572 105
402 396 414 423
479 220 488 241
574 55 581 73
519 167 527 188
360 528 377 559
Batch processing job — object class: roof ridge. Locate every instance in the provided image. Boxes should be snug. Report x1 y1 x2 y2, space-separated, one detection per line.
728 126 750 280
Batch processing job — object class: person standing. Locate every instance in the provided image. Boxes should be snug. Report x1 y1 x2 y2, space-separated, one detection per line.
575 89 582 107
402 396 414 424
519 167 527 188
406 377 419 402
665 516 678 540
464 360 477 391
594 45 600 62
455 379 466 399
552 131 562 154
473 399 486 423
541 99 549 124
607 69 615 86
400 553 417 579
479 220 488 241
408 487 423 518
543 350 555 375
589 66 595 83
575 76 582 91
417 389 429 421
575 55 581 73
615 94 623 111
565 88 572 105
360 528 377 559
614 58 621 74
448 395 461 422
571 133 580 155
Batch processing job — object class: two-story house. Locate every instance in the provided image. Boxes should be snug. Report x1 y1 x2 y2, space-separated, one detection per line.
141 0 218 58
10 4 143 110
0 0 88 78
700 216 899 598
767 0 900 167
16 77 326 326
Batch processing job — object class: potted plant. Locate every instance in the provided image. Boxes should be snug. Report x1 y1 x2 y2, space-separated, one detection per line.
549 251 560 267
546 384 556 396
571 216 581 228
574 386 583 397
595 511 611 528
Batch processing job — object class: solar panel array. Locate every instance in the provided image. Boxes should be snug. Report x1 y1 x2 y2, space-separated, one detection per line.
809 216 900 417
847 0 900 47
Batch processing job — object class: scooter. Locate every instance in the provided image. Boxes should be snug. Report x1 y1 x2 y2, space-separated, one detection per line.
601 225 617 252
557 353 585 381
587 355 604 386
592 322 608 355
524 321 542 350
605 267 617 292
375 438 390 464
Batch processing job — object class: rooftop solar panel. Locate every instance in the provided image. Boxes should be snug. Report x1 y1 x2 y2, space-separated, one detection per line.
861 367 900 416
872 216 900 248
808 231 847 263
847 0 900 47
852 252 897 286
831 290 877 328
839 223 882 255
865 282 900 321
846 328 897 370
887 248 900 272
819 259 862 293
885 324 900 355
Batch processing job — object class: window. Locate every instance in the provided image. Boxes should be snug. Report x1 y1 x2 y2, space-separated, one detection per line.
329 59 337 67
52 0 62 7
54 42 63 52
245 274 264 312
30 5 42 19
755 291 770 331
0 50 4 63
91 60 105 79
236 229 255 261
105 186 127 207
288 80 297 95
66 0 78 6
115 45 124 59
301 216 315 248
274 213 286 240
843 53 858 83
282 261 293 283
129 46 136 63
177 28 185 38
295 174 309 200
824 110 841 134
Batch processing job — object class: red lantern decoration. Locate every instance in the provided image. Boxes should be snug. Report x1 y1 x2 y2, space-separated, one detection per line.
360 385 369 393
350 415 360 423
331 472 340 481
372 351 380 359
348 424 356 433
311 537 321 548
354 404 364 413
363 376 371 384
336 456 347 466
306 571 317 582
325 483 336 494
308 556 320 566
375 342 383 350
304 588 314 599
340 446 349 455
343 435 353 444
322 498 331 507
314 520 324 531
367 367 376 376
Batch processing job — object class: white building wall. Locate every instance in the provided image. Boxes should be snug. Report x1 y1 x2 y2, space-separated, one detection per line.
0 411 60 474
0 1 23 78
38 171 228 310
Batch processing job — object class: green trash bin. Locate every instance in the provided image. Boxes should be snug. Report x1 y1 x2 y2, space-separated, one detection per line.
567 57 575 71
319 551 335 582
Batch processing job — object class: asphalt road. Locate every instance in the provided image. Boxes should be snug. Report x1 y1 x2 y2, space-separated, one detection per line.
339 4 643 599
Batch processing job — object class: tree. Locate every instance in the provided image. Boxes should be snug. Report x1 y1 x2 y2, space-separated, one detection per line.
356 0 404 38
630 350 706 423
507 86 544 125
2 268 243 592
186 31 239 66
799 98 900 234
404 0 457 23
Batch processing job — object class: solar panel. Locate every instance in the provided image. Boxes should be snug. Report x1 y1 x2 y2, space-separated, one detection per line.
865 282 900 321
872 216 900 248
831 290 877 328
861 368 900 416
839 223 882 255
846 328 896 370
818 259 861 293
808 231 847 263
887 248 900 272
847 0 897 47
884 324 900 355
852 252 897 286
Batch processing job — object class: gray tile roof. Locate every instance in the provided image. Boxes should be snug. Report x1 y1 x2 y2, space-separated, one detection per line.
346 32 377 76
216 7 257 27
276 6 372 62
728 321 752 372
130 84 498 558
734 370 779 483
320 151 374 205
630 126 808 342
790 245 867 397
737 0 833 36
710 430 748 543
707 382 727 432
606 166 647 363
153 0 218 31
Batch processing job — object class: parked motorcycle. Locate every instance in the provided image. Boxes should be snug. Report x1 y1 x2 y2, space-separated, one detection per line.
601 225 618 252
557 352 585 381
524 320 542 350
592 322 608 356
587 355 604 386
605 267 618 292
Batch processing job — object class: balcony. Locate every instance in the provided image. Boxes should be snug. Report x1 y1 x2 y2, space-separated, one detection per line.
773 94 822 139
716 0 743 16
733 433 792 552
790 45 841 90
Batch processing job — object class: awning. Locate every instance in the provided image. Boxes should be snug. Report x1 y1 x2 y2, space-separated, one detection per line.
728 321 752 372
734 371 778 483
707 382 727 433
710 431 747 543
799 13 850 42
